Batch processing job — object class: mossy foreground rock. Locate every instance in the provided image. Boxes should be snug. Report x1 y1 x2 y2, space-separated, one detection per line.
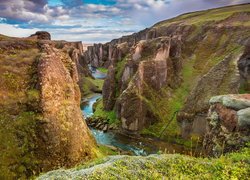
204 94 250 156
39 146 250 179
0 33 96 178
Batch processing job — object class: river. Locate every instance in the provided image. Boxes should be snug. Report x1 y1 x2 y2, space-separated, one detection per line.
82 66 191 156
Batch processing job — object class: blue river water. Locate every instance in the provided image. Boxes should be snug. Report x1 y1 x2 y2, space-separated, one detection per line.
81 66 187 156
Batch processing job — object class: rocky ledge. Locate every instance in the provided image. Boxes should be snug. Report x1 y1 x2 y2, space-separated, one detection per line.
204 94 250 156
86 117 118 132
30 31 51 40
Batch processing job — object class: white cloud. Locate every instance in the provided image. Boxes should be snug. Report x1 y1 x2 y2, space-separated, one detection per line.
0 0 249 43
0 23 40 37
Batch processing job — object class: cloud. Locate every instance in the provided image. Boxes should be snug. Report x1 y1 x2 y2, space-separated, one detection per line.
116 0 250 26
0 0 249 43
0 23 40 37
0 0 69 23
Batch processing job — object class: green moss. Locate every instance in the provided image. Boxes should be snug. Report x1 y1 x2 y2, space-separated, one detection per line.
40 145 250 179
82 77 104 96
115 56 128 81
97 67 108 73
2 71 22 91
0 111 41 179
140 55 196 138
93 99 118 125
239 82 250 94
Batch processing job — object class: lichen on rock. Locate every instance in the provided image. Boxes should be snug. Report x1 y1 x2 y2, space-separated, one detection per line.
204 94 250 156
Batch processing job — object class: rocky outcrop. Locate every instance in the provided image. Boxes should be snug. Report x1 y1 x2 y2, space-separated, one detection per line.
115 37 182 133
0 33 96 178
86 117 118 132
36 43 95 171
103 65 116 110
238 46 250 92
203 94 250 156
30 31 51 40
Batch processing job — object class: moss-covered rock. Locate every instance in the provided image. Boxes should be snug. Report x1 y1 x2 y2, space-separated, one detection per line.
204 94 250 156
0 34 97 178
38 145 250 179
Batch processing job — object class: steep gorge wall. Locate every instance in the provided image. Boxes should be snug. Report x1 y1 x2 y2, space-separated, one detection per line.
0 33 96 178
83 5 250 137
36 42 96 171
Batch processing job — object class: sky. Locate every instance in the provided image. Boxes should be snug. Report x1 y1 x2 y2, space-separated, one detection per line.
0 0 249 43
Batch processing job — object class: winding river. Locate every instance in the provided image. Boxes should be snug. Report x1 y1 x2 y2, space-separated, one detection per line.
82 66 190 156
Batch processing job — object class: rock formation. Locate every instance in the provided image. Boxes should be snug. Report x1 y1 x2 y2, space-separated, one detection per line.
0 32 96 178
30 31 51 40
36 42 95 171
203 94 250 156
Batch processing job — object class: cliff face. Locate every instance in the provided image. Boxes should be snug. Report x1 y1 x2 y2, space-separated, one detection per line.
36 43 95 170
83 4 250 136
0 33 95 178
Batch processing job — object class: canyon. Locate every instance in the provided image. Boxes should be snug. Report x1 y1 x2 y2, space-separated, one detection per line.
0 3 249 179
83 4 250 141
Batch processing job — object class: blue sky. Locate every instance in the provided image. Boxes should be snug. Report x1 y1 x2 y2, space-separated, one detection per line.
0 0 248 43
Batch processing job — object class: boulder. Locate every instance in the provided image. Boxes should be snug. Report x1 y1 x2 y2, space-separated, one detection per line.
204 94 250 156
30 31 51 40
210 94 250 110
103 124 108 132
237 107 250 128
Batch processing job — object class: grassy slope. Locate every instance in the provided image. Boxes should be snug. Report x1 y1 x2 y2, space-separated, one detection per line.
93 99 118 124
82 77 104 96
39 145 250 179
0 37 42 178
155 3 250 27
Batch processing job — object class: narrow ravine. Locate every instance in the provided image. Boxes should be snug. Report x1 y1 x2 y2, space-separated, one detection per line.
81 66 191 156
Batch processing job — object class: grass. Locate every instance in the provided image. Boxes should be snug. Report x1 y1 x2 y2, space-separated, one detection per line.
39 145 250 179
82 77 104 96
97 67 108 73
0 111 41 179
155 4 250 27
93 99 118 125
115 56 128 81
76 144 119 170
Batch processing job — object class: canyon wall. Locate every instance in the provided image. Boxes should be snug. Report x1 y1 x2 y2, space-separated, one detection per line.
0 32 95 178
83 5 250 137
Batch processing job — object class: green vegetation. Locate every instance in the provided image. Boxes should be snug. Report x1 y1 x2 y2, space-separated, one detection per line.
0 41 42 179
115 56 128 81
76 144 119 171
82 77 104 96
97 67 108 73
0 111 41 179
156 4 250 27
39 145 250 179
93 99 118 125
141 19 246 140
